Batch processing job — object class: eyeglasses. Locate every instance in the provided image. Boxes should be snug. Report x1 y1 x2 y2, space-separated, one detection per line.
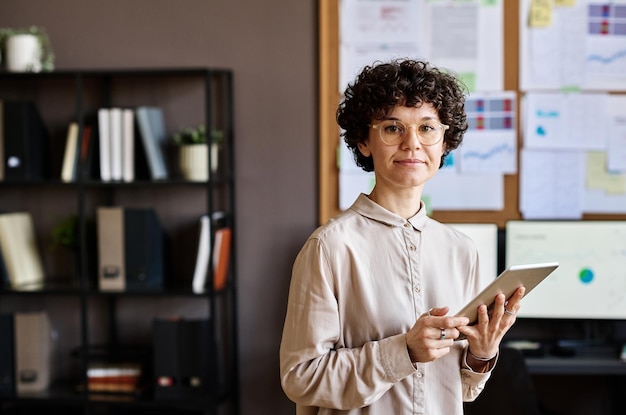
370 119 449 146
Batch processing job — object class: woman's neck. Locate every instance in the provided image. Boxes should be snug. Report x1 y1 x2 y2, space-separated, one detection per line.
368 186 423 219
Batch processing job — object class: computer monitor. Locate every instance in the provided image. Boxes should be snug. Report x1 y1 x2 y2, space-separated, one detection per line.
449 223 498 287
505 220 626 320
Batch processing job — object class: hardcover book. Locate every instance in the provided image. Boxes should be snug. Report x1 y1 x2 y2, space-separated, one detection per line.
60 122 79 182
122 108 135 182
135 107 168 180
191 212 227 293
98 108 112 181
212 227 232 291
109 108 123 181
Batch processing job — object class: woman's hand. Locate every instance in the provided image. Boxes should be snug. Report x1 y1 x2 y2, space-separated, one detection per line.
406 306 470 363
458 286 526 363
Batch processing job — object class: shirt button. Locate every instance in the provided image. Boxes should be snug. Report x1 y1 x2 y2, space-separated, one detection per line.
416 371 423 378
414 285 421 293
404 223 411 228
409 245 416 251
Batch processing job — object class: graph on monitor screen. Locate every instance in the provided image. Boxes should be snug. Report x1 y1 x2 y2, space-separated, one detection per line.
506 221 626 319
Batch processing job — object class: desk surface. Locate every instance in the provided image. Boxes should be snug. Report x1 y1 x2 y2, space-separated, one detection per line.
526 356 626 375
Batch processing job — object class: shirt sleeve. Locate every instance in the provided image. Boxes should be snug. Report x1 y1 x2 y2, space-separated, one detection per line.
279 237 417 410
460 346 496 401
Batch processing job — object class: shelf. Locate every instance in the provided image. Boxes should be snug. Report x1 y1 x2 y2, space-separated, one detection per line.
0 67 239 414
0 281 81 295
526 356 626 375
0 67 233 79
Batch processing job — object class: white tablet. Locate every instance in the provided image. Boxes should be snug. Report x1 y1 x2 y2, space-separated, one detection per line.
455 262 559 325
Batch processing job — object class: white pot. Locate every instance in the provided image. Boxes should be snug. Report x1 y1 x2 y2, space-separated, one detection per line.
5 34 42 72
179 143 219 181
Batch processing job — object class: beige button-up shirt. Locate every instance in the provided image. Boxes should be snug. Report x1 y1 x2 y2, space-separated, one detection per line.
280 194 493 414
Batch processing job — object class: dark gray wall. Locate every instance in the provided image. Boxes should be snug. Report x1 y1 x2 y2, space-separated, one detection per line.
0 1 316 413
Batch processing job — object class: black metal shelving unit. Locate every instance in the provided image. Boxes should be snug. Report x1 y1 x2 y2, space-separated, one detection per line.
0 68 239 415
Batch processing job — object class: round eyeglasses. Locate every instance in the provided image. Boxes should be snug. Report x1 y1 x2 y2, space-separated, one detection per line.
370 119 449 146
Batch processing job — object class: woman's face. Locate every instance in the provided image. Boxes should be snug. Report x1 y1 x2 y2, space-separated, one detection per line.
357 103 446 194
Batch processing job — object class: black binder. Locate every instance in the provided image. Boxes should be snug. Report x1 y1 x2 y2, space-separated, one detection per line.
0 314 15 397
153 318 213 399
124 208 164 290
179 319 212 397
153 318 182 399
2 101 48 181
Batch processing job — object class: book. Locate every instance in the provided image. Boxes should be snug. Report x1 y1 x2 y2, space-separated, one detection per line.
212 226 232 290
135 107 168 180
0 212 44 289
122 108 134 182
78 124 95 180
109 108 123 181
191 212 227 293
60 122 79 182
86 362 141 393
191 215 211 294
97 108 111 181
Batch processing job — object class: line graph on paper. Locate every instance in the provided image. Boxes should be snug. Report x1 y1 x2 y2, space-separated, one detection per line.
586 2 626 80
464 143 515 160
459 132 517 174
586 40 626 77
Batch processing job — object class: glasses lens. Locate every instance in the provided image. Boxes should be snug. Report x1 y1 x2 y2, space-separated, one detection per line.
418 120 446 145
379 120 405 145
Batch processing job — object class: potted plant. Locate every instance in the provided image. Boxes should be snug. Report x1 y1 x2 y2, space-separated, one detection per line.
0 26 55 72
51 214 97 283
172 124 223 181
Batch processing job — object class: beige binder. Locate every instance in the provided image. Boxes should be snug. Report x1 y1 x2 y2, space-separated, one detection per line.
14 312 51 392
97 207 126 291
0 212 45 289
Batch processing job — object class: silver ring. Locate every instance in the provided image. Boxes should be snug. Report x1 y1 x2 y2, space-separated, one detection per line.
440 329 446 340
504 308 515 316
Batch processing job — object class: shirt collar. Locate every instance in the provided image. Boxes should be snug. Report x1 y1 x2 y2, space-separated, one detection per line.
349 193 428 231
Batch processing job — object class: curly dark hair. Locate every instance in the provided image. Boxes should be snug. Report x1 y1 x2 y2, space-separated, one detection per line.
336 59 469 171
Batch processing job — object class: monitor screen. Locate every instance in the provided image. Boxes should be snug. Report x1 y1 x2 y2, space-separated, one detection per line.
449 223 498 287
505 221 626 319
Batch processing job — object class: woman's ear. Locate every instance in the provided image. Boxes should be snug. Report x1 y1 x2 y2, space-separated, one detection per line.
357 141 371 157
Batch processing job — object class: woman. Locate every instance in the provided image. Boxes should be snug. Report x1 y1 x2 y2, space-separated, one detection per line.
280 59 523 414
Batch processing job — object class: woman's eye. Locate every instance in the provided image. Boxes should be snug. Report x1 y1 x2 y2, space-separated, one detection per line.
385 124 404 134
419 124 435 133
